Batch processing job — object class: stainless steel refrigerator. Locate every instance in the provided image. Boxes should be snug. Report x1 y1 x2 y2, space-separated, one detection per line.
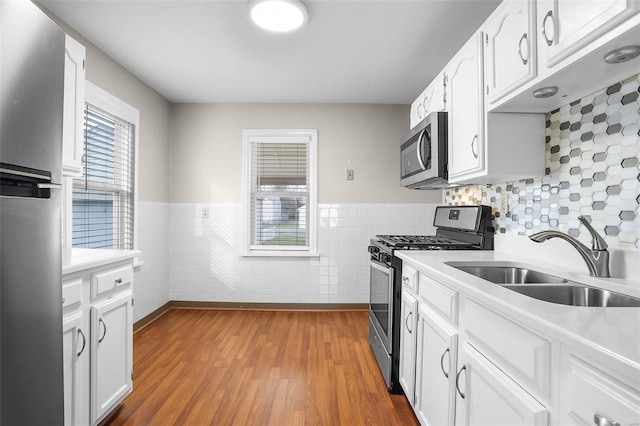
1 0 65 424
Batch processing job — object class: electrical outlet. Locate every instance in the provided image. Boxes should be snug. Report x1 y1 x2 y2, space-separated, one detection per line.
347 169 354 180
202 207 209 218
501 195 509 213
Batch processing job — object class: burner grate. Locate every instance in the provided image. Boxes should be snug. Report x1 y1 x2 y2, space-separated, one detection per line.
375 234 475 249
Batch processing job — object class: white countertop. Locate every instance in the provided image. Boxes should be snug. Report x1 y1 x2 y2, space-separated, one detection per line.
62 248 140 275
396 249 640 366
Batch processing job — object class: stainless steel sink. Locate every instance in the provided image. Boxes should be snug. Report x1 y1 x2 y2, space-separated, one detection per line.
448 264 568 284
446 262 640 307
503 284 640 307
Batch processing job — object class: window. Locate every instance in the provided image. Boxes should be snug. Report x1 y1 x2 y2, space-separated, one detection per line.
242 129 317 256
71 83 138 250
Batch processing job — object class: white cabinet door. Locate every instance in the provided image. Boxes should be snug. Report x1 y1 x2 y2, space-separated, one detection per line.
399 289 418 402
91 291 133 425
484 0 537 104
410 73 447 130
558 347 640 426
62 34 85 177
455 343 549 426
447 33 485 181
540 0 640 67
415 306 458 426
63 311 87 426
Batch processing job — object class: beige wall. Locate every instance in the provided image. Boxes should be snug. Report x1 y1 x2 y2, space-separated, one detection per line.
169 103 442 204
39 6 172 203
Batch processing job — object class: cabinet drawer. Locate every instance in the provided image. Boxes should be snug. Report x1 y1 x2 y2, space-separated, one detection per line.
559 349 640 426
402 264 418 294
91 265 133 299
465 299 551 398
419 275 458 325
62 278 82 308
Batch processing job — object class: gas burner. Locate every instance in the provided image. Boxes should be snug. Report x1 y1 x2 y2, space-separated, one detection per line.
375 234 474 250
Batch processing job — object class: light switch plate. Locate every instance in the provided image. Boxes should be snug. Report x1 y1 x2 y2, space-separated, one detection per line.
347 169 354 180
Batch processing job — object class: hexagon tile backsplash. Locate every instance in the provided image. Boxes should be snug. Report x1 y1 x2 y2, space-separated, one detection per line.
444 73 640 249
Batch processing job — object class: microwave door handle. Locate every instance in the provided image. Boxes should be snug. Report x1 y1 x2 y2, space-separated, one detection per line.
416 129 427 170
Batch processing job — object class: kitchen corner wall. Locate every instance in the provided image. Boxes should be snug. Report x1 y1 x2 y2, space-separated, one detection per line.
444 73 640 250
42 10 173 321
170 203 437 303
169 103 441 304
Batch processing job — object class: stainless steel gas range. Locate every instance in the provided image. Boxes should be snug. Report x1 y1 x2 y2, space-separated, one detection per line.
367 205 494 394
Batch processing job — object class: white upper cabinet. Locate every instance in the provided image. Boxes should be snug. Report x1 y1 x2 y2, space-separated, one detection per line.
409 71 447 130
539 0 640 68
62 34 85 177
446 33 485 180
484 0 538 105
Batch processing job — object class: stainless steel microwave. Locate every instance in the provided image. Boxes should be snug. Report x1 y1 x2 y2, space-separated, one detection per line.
400 112 448 189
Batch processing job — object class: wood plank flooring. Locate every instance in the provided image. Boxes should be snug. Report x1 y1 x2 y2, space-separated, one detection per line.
104 309 418 426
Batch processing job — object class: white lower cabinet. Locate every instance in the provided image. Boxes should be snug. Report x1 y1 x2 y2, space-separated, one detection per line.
63 311 87 426
399 278 419 401
91 291 133 424
455 343 549 426
415 306 458 426
62 259 135 425
558 347 640 426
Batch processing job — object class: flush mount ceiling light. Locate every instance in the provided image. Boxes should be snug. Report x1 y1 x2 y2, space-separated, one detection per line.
248 0 308 33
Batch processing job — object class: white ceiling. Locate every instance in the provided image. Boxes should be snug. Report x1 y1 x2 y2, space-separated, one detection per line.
39 0 501 104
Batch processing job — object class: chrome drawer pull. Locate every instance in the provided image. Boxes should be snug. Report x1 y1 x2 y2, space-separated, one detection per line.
440 348 450 378
594 413 621 426
98 318 107 343
77 329 86 357
455 365 466 399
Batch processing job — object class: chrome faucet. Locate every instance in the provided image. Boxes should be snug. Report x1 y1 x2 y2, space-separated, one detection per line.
529 216 610 278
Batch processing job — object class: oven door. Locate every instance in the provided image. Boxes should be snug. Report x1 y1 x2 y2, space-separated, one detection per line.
369 259 394 353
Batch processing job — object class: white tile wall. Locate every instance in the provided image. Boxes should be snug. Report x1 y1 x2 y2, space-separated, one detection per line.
133 201 170 322
168 203 438 304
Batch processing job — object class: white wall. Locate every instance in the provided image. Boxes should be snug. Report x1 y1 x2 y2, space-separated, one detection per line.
170 202 438 304
169 103 442 204
41 8 173 320
167 103 443 304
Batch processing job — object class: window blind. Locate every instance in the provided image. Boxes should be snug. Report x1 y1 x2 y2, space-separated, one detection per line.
250 141 309 248
72 104 135 249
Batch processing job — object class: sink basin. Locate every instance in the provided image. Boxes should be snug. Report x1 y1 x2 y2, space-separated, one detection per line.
446 262 640 307
503 284 640 307
447 264 568 284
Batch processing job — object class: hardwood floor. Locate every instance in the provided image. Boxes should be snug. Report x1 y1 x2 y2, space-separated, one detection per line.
105 309 418 426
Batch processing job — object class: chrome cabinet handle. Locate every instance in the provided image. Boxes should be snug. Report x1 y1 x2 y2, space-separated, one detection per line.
440 348 450 378
455 365 466 399
542 10 554 47
518 33 529 65
98 318 107 343
471 134 479 159
593 413 621 426
402 276 409 283
77 329 86 357
405 311 413 334
115 278 123 285
422 95 430 115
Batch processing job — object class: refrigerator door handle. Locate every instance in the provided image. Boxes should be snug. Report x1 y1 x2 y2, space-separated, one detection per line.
36 183 62 190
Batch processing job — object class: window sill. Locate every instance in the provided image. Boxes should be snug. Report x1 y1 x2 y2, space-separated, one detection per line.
242 251 320 258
